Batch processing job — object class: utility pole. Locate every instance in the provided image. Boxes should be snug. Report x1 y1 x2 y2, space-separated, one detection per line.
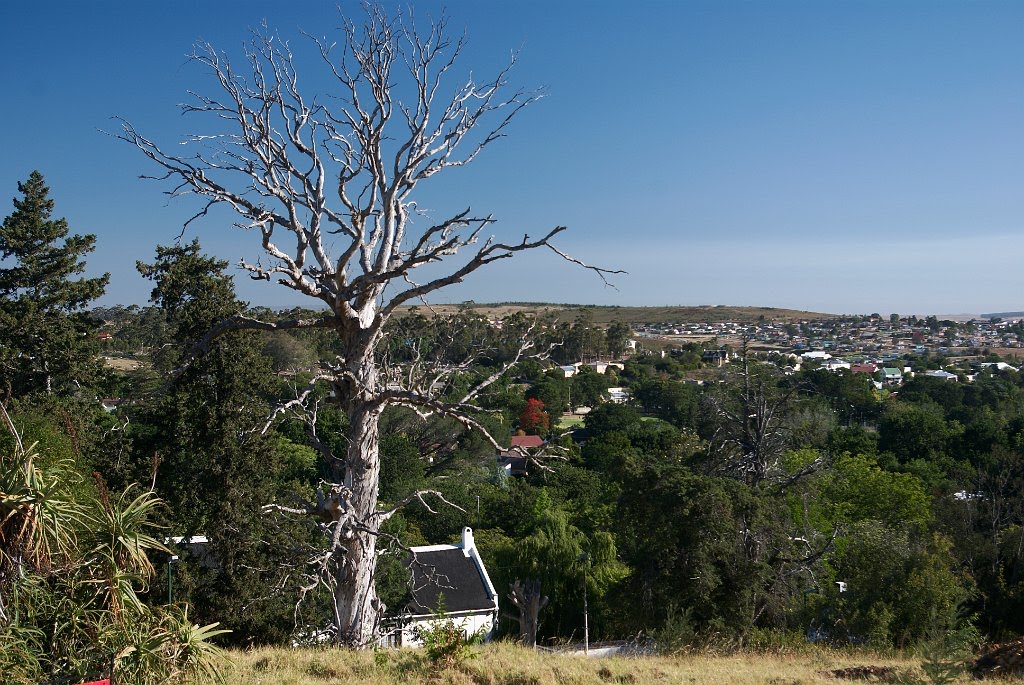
168 554 178 603
579 553 590 655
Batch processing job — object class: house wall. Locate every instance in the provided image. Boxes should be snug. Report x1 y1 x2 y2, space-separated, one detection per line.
397 610 497 647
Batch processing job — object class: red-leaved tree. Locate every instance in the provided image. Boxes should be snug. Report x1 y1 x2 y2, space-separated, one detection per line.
519 398 550 436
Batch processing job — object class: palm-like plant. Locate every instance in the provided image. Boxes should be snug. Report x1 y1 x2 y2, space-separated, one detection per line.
84 479 168 617
1 404 230 683
0 405 83 584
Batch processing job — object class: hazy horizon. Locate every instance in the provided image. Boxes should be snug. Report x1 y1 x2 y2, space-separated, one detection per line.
3 1 1022 315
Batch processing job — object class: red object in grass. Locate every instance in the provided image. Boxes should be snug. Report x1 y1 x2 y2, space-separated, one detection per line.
78 680 110 685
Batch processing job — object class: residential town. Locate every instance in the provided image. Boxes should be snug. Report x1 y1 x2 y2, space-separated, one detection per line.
635 313 1024 385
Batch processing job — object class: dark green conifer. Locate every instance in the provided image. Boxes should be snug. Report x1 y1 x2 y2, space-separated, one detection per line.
0 171 109 397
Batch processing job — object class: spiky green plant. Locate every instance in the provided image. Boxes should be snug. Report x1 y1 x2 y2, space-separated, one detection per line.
0 403 230 683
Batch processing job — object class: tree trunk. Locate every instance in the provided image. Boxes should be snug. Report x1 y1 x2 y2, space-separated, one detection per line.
509 579 548 647
332 336 384 647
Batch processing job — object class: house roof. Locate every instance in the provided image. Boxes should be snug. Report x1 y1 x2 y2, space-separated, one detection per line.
510 434 545 449
407 547 494 614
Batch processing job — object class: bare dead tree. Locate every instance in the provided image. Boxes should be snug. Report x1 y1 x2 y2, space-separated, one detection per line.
119 6 616 647
703 341 807 489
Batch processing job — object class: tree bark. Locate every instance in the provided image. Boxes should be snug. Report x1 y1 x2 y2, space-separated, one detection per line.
331 330 385 647
509 579 548 647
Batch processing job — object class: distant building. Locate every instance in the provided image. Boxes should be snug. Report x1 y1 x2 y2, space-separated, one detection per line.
497 434 546 477
702 349 729 367
882 367 902 385
607 387 630 404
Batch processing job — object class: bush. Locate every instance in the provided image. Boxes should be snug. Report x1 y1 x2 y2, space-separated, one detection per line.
412 598 482 669
652 603 696 655
0 407 229 684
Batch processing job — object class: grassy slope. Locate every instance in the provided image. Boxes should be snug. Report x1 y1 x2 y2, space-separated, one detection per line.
214 643 943 685
401 303 837 325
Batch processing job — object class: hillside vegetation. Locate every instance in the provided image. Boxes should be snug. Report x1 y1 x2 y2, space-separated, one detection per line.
6 171 1024 683
401 303 837 325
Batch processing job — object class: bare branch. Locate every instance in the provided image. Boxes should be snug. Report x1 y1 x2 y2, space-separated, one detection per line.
119 4 619 647
376 489 465 523
187 312 337 358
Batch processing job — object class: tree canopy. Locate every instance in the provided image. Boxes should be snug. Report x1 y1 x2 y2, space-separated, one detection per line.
0 171 108 397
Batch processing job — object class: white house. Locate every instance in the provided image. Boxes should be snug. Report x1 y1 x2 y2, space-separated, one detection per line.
585 360 624 374
980 362 1019 373
607 387 631 404
386 528 499 647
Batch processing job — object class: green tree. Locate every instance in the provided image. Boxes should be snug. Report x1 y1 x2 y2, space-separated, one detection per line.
584 403 642 437
525 373 570 416
0 172 109 397
133 241 304 643
877 399 961 466
632 378 700 429
612 458 759 636
571 366 611 408
513 492 626 640
605 321 632 359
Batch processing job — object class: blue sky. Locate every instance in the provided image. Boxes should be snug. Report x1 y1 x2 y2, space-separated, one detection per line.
2 0 1022 315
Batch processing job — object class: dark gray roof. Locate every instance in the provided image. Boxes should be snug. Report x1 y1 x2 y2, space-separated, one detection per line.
407 548 493 614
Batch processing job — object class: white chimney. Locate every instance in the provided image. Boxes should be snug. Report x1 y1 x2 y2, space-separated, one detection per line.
461 527 475 555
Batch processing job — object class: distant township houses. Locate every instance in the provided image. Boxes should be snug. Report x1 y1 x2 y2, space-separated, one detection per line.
633 314 1023 386
635 315 1023 357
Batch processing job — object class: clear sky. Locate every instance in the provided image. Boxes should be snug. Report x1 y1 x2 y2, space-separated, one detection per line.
2 0 1022 316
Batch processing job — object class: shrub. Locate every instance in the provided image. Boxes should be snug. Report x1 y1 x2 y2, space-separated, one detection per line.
412 598 482 669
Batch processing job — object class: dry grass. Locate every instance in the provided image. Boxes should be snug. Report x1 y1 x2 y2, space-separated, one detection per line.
398 304 836 325
102 355 147 371
211 643 968 685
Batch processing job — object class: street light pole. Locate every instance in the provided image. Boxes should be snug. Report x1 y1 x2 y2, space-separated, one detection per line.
168 554 178 603
579 553 590 655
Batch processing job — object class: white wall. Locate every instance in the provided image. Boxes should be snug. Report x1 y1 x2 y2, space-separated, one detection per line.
399 611 497 647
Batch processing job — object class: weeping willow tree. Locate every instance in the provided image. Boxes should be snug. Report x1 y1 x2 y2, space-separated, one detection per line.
512 492 627 641
0 404 227 684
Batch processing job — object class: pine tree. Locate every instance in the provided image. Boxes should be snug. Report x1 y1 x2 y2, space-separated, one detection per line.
133 240 308 643
0 171 109 397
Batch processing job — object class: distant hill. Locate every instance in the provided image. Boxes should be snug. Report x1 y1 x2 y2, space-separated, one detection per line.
981 311 1024 320
404 303 837 325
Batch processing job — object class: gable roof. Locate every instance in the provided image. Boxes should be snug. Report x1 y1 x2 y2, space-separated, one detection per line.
405 529 498 617
407 548 493 614
510 434 545 449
